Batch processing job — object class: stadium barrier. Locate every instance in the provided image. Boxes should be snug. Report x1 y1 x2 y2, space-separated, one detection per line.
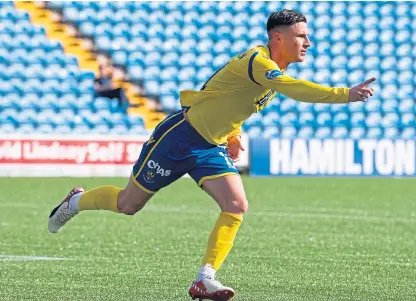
250 138 416 177
0 134 249 177
1 135 414 178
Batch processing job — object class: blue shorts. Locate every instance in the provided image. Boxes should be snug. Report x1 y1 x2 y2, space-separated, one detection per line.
132 110 239 194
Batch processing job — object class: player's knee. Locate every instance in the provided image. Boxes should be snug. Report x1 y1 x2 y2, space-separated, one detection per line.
119 204 144 215
229 197 249 215
117 189 147 215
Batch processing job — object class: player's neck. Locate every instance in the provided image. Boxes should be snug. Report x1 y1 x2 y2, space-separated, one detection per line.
267 44 290 71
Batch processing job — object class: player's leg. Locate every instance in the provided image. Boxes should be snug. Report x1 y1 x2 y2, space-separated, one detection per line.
47 173 155 233
202 174 248 214
188 152 246 300
48 110 188 233
77 174 154 215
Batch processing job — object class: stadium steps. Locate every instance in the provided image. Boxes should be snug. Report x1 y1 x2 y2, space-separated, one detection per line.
15 1 165 129
43 2 166 129
14 1 99 73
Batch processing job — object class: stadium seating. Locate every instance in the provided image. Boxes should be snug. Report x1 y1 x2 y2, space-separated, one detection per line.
1 1 415 138
0 1 146 135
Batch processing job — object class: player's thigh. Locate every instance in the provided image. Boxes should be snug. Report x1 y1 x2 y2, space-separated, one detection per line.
131 110 190 192
189 147 248 214
202 174 248 215
121 154 189 215
131 151 188 193
118 175 154 215
120 110 189 214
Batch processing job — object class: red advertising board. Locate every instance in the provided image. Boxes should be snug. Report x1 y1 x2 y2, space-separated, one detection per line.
0 134 249 177
0 138 145 164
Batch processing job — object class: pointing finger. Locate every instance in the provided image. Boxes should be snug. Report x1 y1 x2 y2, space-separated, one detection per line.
360 77 376 87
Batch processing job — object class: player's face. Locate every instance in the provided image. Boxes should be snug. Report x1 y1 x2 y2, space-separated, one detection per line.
280 22 311 63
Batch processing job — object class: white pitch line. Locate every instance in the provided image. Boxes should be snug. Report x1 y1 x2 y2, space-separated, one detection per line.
143 205 416 224
0 203 414 223
0 255 71 261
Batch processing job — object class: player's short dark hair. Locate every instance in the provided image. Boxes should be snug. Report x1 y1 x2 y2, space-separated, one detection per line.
267 9 307 32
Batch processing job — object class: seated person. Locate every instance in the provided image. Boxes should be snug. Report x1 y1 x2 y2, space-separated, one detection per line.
94 62 128 109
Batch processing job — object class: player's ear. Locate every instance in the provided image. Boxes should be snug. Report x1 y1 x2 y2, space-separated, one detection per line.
274 32 284 44
268 31 279 44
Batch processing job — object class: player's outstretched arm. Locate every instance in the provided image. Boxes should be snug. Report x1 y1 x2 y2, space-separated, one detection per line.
255 71 377 104
251 57 376 104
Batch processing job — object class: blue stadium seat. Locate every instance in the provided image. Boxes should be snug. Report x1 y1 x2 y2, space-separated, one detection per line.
298 112 315 127
54 124 73 134
247 126 263 138
401 128 415 139
350 127 366 139
280 126 297 138
298 127 314 139
262 126 279 139
315 127 332 139
400 113 415 128
367 128 383 139
0 121 16 134
332 127 349 139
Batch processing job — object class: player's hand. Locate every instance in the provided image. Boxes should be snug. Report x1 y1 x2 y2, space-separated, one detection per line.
349 77 376 102
227 136 245 162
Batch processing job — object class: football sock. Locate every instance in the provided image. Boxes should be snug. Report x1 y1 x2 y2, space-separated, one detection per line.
75 186 121 212
69 193 82 212
197 264 216 281
202 212 243 271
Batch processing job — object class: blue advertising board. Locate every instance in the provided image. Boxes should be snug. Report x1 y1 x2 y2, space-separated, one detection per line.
250 139 416 177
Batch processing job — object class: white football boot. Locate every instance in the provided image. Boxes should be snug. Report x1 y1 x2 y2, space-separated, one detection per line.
48 187 84 233
188 276 235 301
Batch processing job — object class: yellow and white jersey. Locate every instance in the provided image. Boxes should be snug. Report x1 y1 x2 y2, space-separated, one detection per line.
180 45 350 145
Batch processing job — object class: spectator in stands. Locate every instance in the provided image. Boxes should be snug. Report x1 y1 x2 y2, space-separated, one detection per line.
94 60 128 109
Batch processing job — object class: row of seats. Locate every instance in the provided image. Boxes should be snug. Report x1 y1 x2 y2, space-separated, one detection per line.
62 6 416 28
1 67 94 82
111 47 415 67
51 1 416 17
0 123 148 135
79 21 416 40
0 24 46 36
2 121 412 139
2 109 144 127
0 53 78 67
1 94 146 134
0 35 62 51
1 95 121 112
0 63 95 81
104 42 416 60
247 126 415 140
131 65 412 82
91 33 416 55
0 82 94 97
0 5 30 20
246 112 415 128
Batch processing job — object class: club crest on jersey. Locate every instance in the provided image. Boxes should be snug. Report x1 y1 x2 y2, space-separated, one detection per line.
143 170 156 183
265 69 283 80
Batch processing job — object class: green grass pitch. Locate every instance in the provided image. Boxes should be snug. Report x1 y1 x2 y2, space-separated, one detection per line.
0 177 415 301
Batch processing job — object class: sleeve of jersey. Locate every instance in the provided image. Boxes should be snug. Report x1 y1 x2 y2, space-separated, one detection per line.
251 57 350 104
